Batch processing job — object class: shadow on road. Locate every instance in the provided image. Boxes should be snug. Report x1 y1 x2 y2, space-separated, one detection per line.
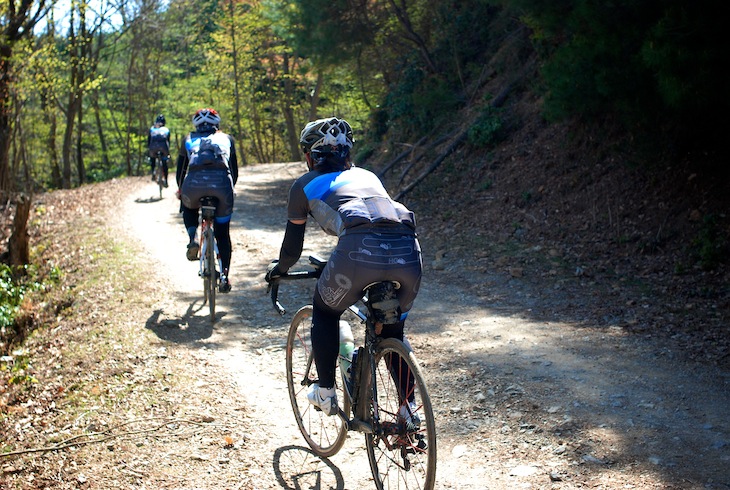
134 196 164 204
144 301 216 342
273 445 345 490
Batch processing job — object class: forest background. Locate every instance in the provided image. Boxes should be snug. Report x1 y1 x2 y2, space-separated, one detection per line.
1 0 729 342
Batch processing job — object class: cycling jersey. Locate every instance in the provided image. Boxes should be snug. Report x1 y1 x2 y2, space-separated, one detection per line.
286 165 421 312
148 125 170 157
287 166 415 236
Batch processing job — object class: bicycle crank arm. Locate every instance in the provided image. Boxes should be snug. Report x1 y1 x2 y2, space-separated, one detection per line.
345 415 374 434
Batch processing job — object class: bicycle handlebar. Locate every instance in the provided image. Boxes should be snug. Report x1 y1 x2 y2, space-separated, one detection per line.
267 256 325 316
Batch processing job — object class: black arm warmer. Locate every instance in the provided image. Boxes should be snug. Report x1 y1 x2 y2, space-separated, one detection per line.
278 221 306 272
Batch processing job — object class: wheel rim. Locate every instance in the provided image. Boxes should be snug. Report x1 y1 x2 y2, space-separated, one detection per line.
207 232 216 321
286 306 347 457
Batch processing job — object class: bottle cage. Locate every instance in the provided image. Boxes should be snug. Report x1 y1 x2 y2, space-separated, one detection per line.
366 281 401 325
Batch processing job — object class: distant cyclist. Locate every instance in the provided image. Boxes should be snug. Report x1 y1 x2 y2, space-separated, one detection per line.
176 108 239 293
147 114 171 187
265 117 422 417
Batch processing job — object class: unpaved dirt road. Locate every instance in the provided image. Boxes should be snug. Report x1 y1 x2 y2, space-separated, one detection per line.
120 163 729 489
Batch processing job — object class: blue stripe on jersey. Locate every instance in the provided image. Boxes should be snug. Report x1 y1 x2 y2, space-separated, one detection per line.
303 171 354 201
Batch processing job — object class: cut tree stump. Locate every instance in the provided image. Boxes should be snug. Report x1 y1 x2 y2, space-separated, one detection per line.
8 194 31 266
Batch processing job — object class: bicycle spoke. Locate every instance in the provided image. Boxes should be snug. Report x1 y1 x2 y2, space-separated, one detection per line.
367 338 436 490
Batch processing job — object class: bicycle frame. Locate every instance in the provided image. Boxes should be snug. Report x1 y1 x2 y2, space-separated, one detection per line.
274 255 437 489
199 200 222 321
270 258 405 432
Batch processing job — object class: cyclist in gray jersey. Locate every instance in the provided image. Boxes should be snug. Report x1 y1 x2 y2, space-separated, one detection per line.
265 117 423 416
176 108 239 293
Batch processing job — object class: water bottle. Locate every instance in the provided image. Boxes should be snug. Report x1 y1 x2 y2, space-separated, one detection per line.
338 320 354 376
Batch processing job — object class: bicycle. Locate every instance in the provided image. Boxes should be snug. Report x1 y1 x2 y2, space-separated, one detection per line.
198 196 223 322
152 151 166 199
268 255 437 490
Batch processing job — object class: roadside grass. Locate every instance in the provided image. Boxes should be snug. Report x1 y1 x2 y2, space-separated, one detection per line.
1 190 204 485
1 180 257 489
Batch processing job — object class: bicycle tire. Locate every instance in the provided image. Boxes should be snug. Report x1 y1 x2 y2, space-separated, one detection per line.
202 250 210 306
206 227 216 322
285 306 348 457
366 338 437 490
155 158 164 199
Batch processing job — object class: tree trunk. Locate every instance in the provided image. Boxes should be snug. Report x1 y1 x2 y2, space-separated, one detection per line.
42 92 62 188
61 92 77 188
0 45 14 192
0 2 47 192
124 47 136 176
280 53 301 162
309 71 323 122
228 0 247 165
75 97 85 184
93 92 109 168
8 194 31 266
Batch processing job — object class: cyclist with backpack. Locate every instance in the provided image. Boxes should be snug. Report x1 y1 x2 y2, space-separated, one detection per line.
265 117 422 416
148 114 171 187
176 108 239 293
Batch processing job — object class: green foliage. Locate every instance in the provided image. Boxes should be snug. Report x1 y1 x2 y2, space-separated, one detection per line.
3 0 728 189
639 2 727 146
384 63 462 137
354 141 376 165
282 0 373 65
468 107 503 148
0 266 25 329
0 264 54 333
1 350 38 385
691 214 727 271
0 264 60 331
505 0 729 154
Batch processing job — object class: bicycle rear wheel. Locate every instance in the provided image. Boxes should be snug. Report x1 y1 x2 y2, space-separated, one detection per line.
205 228 216 322
366 338 437 490
285 306 348 457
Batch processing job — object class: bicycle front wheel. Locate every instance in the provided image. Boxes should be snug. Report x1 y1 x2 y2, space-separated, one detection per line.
206 229 216 322
367 338 437 490
286 306 348 457
155 160 164 198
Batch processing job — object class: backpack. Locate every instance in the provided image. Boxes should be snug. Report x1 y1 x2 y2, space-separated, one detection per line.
148 126 170 157
187 132 231 169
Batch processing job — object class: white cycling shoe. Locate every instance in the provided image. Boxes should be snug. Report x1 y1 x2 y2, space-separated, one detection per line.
307 384 338 416
399 401 421 430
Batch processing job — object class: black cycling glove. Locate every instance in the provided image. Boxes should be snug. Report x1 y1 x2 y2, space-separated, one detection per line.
265 260 282 284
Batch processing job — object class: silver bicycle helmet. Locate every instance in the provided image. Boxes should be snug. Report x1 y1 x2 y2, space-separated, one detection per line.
192 108 221 130
299 117 354 155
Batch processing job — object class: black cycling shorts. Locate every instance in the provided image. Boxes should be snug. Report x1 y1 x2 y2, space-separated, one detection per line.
316 231 422 314
180 168 234 217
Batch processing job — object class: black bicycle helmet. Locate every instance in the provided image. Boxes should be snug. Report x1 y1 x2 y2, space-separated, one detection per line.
299 117 354 157
155 114 166 125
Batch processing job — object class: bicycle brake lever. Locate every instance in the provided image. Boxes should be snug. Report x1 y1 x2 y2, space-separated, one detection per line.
269 282 286 316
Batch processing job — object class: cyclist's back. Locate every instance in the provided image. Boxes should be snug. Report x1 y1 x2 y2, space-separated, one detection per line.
266 117 422 416
148 114 171 186
176 108 238 293
289 164 421 312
